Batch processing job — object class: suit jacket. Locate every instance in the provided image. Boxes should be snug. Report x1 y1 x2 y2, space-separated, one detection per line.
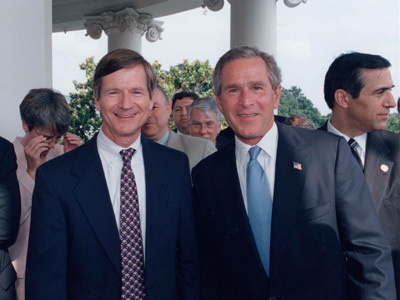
320 122 400 296
192 122 395 300
26 135 199 300
166 130 216 169
0 137 21 300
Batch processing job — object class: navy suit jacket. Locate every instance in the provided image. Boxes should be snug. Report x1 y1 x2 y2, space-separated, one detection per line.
26 135 199 300
0 137 20 299
320 122 400 296
192 122 395 299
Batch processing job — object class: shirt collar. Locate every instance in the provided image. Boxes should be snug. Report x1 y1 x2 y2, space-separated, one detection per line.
97 127 143 165
235 122 278 164
157 129 170 146
327 119 367 153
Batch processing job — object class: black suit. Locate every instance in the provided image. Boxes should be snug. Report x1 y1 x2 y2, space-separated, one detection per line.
320 121 400 296
193 122 395 299
0 137 20 299
26 135 199 299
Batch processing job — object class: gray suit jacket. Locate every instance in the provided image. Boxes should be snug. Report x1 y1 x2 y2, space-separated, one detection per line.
320 122 400 296
167 130 216 169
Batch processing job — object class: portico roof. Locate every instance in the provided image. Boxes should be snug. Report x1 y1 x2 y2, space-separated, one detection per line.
53 0 203 32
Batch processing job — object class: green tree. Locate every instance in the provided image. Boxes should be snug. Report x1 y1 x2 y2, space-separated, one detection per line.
69 57 102 142
385 113 399 133
278 86 328 128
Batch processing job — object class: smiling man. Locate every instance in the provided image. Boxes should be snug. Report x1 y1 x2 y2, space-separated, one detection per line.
320 52 400 295
192 46 395 299
26 49 199 300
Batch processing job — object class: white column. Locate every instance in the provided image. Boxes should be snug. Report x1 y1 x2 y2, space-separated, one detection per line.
230 0 277 57
0 0 52 141
85 8 164 54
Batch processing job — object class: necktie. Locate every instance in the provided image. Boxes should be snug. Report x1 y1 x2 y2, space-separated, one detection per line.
247 146 273 276
120 149 147 299
348 138 363 170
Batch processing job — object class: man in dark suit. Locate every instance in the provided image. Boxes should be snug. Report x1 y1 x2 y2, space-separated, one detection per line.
192 46 396 299
0 137 20 299
26 49 199 299
320 52 400 296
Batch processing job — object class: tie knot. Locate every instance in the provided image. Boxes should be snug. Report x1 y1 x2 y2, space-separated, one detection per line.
348 138 358 150
249 146 262 161
120 148 135 166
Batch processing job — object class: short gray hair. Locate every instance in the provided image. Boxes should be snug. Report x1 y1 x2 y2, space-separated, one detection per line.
19 88 70 134
188 97 221 123
213 46 282 98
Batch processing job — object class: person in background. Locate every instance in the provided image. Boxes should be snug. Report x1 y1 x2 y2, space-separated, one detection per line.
0 136 21 299
188 97 230 150
142 85 215 169
172 91 199 135
192 45 396 299
320 52 400 296
284 114 315 129
9 88 80 299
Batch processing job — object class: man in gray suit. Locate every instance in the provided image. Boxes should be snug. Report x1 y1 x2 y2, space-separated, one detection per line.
142 85 216 169
321 52 400 296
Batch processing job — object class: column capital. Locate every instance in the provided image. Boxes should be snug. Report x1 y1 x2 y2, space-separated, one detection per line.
85 7 164 42
202 0 224 12
282 0 307 8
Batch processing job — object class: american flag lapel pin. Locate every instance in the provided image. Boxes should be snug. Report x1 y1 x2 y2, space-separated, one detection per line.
293 162 302 170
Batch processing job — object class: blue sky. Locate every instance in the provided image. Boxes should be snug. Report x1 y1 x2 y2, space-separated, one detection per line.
53 0 399 116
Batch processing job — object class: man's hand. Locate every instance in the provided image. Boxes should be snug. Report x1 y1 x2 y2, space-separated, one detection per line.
64 132 81 153
24 136 49 180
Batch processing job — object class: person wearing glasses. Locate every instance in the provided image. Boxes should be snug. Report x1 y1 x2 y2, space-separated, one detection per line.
9 88 80 299
188 97 230 150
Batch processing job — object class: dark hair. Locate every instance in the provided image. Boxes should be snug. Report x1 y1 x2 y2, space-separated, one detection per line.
284 114 315 130
172 91 199 110
20 88 70 134
213 46 282 98
324 52 391 109
93 49 157 99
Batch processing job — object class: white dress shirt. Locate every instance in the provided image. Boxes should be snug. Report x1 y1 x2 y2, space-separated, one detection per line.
97 128 147 255
327 119 367 167
235 122 278 212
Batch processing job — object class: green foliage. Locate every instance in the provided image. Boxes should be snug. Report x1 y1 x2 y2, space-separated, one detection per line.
386 113 399 133
153 59 217 129
278 86 328 128
69 57 102 142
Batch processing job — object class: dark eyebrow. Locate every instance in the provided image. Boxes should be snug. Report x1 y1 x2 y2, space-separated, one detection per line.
374 85 394 93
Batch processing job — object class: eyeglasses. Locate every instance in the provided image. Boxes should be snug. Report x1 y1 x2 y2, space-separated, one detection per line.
190 121 217 131
33 128 62 144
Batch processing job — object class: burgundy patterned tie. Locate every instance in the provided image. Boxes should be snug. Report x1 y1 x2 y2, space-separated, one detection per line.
119 148 147 299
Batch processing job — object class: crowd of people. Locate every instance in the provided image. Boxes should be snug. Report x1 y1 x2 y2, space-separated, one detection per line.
0 45 399 299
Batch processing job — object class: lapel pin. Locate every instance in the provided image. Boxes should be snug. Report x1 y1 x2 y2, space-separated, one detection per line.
293 162 302 170
380 164 389 173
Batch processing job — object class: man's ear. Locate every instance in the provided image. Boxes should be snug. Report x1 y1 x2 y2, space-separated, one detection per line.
334 89 350 109
215 93 224 114
22 120 29 132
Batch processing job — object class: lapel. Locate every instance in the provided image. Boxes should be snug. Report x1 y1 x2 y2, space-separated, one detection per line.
212 124 309 283
141 136 171 274
269 123 309 282
71 135 121 274
364 131 393 211
212 140 269 281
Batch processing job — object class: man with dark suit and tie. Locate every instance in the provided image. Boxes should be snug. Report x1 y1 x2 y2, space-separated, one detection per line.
192 46 396 299
320 52 400 297
26 49 199 299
